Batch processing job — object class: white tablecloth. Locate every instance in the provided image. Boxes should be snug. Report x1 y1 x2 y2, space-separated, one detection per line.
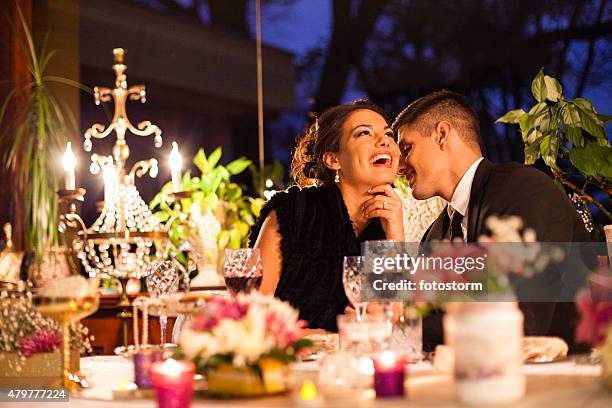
3 356 609 407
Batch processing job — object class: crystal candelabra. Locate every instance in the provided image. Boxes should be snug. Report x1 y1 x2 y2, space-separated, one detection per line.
58 48 171 346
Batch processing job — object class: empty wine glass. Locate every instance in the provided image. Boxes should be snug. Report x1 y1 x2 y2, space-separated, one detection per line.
146 260 179 346
343 256 367 321
223 248 263 297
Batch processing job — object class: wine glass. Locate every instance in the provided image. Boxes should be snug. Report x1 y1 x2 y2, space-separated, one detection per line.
146 260 179 346
223 248 263 297
343 256 367 321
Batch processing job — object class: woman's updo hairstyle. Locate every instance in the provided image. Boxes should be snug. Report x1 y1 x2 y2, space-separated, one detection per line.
291 100 389 188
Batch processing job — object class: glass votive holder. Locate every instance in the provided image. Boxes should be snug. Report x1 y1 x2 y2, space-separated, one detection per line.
338 313 392 353
134 347 164 388
151 358 195 408
373 351 406 398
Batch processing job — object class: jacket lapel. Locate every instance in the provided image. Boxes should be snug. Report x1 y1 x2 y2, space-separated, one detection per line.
423 205 450 242
466 159 494 242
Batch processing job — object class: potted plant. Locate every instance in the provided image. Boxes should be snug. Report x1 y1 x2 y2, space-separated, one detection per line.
0 8 78 283
496 69 612 240
150 148 264 286
177 293 311 396
0 285 92 387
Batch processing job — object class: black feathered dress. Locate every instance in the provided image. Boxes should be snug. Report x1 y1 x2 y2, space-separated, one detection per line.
248 185 385 332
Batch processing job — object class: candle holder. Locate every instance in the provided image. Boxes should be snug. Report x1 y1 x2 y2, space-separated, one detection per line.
151 359 195 408
133 347 164 388
373 351 406 399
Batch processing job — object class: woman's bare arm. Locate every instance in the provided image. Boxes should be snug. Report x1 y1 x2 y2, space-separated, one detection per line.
252 210 282 295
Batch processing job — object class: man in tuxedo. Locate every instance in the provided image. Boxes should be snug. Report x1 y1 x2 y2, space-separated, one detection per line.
393 90 590 350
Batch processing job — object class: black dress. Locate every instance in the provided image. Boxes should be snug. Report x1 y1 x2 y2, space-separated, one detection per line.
249 185 385 331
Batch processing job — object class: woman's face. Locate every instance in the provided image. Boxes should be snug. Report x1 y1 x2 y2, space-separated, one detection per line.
333 109 400 187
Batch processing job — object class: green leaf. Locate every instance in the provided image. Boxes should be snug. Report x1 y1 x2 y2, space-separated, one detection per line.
539 134 559 169
569 142 612 179
564 125 583 147
572 98 595 113
524 134 542 165
194 148 209 174
208 147 222 169
496 109 526 124
217 230 231 250
531 69 546 102
577 107 606 140
518 112 534 134
229 228 242 248
226 158 252 175
597 113 612 124
543 74 562 102
154 211 171 222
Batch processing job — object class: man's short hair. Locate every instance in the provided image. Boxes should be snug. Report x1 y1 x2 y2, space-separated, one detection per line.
392 90 481 149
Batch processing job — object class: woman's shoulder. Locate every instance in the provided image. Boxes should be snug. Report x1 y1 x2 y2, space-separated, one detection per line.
264 185 330 209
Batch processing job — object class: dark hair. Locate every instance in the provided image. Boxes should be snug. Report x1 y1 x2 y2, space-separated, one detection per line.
392 90 481 149
291 100 389 188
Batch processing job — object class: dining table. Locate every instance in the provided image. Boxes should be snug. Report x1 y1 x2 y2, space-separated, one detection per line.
3 354 610 407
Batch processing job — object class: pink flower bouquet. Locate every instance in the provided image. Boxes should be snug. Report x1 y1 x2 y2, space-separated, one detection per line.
575 278 612 347
178 293 312 373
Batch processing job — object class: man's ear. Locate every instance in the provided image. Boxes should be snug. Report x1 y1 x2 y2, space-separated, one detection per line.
435 121 452 148
322 152 340 170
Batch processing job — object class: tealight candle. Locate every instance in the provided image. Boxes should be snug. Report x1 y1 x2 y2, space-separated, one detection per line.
133 348 163 389
373 351 405 398
168 141 182 193
151 358 195 408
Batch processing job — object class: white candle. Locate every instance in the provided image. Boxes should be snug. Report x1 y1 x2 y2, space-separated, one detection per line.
169 142 183 193
103 161 116 204
62 142 76 190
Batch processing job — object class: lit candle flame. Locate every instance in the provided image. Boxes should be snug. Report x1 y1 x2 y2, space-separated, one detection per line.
300 380 318 400
169 142 183 193
62 142 76 190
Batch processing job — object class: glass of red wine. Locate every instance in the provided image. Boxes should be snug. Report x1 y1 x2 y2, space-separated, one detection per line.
223 248 263 297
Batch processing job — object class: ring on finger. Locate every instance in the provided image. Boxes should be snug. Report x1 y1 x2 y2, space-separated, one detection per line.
382 201 388 209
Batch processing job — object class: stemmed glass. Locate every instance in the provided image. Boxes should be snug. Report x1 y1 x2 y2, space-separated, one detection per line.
343 256 367 321
223 248 263 297
146 260 179 346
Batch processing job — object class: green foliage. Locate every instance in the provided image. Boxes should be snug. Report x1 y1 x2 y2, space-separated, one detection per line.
249 160 285 192
0 9 74 262
496 68 612 232
150 148 264 271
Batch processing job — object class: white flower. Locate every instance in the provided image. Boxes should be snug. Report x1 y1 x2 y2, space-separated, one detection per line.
179 327 219 360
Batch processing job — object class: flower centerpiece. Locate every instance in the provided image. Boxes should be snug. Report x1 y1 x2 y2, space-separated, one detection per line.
178 292 311 396
575 271 612 390
0 282 93 385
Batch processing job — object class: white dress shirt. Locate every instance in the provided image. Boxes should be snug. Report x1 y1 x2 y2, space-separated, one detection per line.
447 157 484 241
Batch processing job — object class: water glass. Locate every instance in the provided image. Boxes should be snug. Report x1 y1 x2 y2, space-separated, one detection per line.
223 248 263 296
391 314 423 362
343 256 367 320
337 314 392 354
146 260 180 346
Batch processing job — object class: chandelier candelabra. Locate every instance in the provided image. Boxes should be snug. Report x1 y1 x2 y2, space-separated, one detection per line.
59 48 169 306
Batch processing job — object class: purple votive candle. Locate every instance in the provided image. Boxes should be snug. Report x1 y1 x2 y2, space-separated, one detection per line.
151 359 195 408
373 351 406 398
134 348 164 388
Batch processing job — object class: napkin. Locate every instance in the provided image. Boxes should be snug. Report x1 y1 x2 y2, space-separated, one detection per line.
523 336 568 363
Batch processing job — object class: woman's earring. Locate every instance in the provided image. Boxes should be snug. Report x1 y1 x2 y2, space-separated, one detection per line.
334 169 340 183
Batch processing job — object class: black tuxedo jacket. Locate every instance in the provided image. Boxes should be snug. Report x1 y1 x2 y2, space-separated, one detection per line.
421 159 591 351
423 159 589 242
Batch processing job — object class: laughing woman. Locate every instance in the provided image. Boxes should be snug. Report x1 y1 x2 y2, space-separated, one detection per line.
249 100 404 331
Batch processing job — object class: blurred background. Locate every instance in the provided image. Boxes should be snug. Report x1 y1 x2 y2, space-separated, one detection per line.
1 0 611 233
